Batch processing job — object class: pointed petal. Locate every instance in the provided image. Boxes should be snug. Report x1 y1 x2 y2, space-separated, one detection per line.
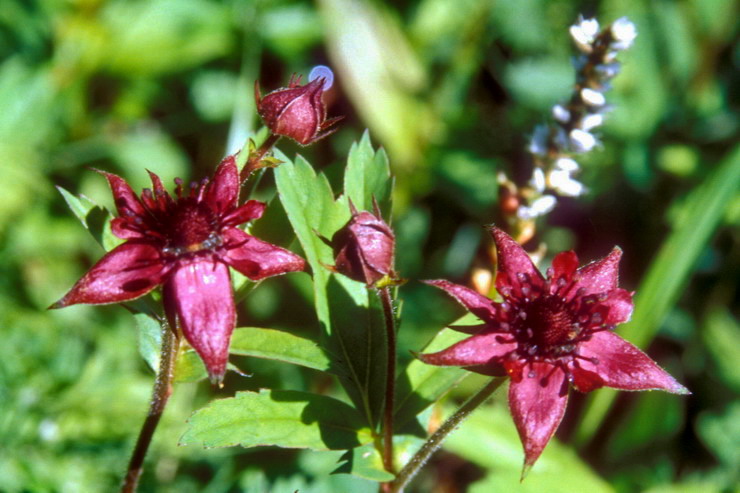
490 227 544 293
166 259 235 384
575 247 622 295
573 331 690 394
424 280 499 324
110 217 146 240
601 288 634 325
51 241 165 307
418 333 516 367
222 199 265 226
96 169 146 218
204 155 239 215
551 251 579 280
146 169 174 210
221 228 305 280
509 362 569 469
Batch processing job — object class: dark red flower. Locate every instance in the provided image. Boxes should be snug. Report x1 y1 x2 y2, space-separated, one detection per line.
52 156 305 384
330 200 396 287
419 227 689 471
255 72 341 145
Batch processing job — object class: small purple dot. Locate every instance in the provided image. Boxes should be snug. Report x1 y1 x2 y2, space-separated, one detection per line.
308 65 334 91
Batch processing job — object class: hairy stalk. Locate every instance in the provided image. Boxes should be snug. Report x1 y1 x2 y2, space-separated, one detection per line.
378 286 397 480
121 321 180 493
389 377 505 493
239 133 281 183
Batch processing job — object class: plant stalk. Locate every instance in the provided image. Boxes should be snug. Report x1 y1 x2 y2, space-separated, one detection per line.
389 377 505 493
121 321 180 493
378 286 397 479
239 133 281 183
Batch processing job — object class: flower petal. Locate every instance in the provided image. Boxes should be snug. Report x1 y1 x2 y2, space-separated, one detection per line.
110 217 146 240
51 241 165 307
575 247 622 295
222 199 265 226
204 155 239 215
572 331 690 394
601 288 634 325
551 251 579 281
424 280 499 324
508 362 569 470
490 227 544 294
221 228 305 280
165 259 235 384
417 333 516 367
96 169 146 218
145 169 174 210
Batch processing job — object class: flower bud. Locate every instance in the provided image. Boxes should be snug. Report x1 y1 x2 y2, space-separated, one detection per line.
331 200 396 287
255 69 341 145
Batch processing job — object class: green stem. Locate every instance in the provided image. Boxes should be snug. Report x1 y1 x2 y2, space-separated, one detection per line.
239 133 281 184
389 377 505 493
378 286 397 478
121 321 179 493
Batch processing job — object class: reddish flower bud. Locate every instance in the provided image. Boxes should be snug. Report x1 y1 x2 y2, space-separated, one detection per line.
331 200 396 287
255 68 341 146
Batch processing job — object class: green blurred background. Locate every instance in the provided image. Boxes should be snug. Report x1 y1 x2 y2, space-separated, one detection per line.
1 0 737 491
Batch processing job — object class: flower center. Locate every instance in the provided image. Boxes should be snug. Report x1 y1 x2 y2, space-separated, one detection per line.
162 200 222 255
517 295 579 357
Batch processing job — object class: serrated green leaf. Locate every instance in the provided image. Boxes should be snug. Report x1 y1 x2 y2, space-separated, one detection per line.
344 130 392 213
394 315 474 431
134 312 208 383
135 312 162 373
56 186 113 248
56 186 97 225
575 144 740 445
334 442 396 482
275 149 389 429
174 350 208 383
229 327 332 372
334 434 426 481
181 389 372 451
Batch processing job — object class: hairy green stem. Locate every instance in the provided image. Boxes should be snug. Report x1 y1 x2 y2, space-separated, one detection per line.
121 321 179 493
389 377 505 493
239 133 281 183
378 286 397 479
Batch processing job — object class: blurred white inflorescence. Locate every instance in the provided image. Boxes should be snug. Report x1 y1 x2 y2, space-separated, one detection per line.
508 16 638 226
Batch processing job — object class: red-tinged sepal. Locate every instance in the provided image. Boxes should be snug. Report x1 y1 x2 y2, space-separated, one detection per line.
572 331 690 394
221 228 306 281
418 333 516 367
204 155 240 215
574 247 622 295
508 362 569 474
51 241 166 308
424 279 499 324
165 259 235 385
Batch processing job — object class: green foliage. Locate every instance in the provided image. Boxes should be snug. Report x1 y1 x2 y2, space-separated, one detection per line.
3 0 737 490
575 145 740 445
229 327 332 372
445 401 613 492
181 389 372 450
275 135 391 429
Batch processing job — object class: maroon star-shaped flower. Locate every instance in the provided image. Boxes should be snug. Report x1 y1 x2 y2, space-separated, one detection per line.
419 227 689 471
52 156 305 384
